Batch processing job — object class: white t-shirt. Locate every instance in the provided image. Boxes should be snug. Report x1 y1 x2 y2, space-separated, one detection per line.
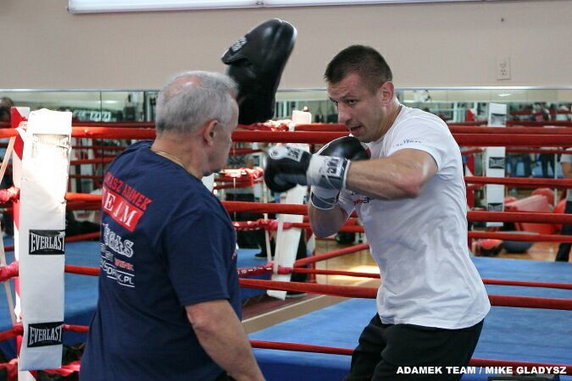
338 105 490 329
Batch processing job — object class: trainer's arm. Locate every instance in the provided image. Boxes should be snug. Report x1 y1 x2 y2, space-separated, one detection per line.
186 300 265 381
347 148 437 199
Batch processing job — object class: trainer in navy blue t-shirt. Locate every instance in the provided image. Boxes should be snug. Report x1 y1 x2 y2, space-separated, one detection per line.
81 141 240 381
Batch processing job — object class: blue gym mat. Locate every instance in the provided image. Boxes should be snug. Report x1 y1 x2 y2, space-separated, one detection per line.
250 256 572 380
1 238 571 380
0 239 268 359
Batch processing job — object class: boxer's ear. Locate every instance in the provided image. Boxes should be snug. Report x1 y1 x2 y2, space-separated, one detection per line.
222 18 296 125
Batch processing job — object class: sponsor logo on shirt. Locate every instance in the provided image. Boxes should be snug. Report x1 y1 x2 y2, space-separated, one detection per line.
27 322 63 348
395 138 422 147
102 187 144 232
100 223 136 288
350 190 371 206
29 230 65 255
353 196 371 206
102 223 134 258
102 172 152 232
101 260 135 288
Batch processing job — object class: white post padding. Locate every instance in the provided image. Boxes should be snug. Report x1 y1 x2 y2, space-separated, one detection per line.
268 110 312 300
484 103 507 228
16 109 72 371
267 183 306 300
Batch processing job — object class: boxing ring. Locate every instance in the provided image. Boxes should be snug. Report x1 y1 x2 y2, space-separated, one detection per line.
249 256 572 381
0 240 268 360
1 114 572 379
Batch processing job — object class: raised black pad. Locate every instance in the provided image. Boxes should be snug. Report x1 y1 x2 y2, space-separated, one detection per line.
222 19 297 125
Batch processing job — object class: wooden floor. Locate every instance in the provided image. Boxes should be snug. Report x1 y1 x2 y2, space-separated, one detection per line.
241 233 569 332
499 240 560 261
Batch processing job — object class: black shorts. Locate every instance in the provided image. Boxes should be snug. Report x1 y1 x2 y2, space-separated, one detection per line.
345 314 484 381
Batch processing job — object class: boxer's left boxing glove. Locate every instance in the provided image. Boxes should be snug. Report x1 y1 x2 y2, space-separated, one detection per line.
310 136 369 210
264 137 367 194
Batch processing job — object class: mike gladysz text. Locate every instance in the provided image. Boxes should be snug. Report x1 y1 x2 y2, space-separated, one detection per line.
397 366 566 375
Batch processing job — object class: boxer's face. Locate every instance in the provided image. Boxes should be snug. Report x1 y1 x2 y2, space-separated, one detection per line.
328 72 391 143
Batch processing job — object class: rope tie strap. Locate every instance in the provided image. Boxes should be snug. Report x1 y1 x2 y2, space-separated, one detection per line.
0 186 19 205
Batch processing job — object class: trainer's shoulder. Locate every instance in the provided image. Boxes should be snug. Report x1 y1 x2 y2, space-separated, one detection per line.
176 182 226 216
120 140 152 156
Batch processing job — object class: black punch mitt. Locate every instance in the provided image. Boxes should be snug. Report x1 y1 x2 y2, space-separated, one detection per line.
222 19 297 125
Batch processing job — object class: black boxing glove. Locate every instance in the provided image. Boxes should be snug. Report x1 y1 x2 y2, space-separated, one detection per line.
317 136 370 162
221 19 296 125
264 145 311 193
310 137 369 210
264 137 368 195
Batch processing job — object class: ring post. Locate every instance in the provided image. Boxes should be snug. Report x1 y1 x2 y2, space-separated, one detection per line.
14 109 72 372
268 110 312 300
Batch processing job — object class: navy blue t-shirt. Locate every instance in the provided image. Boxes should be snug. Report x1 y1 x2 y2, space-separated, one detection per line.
80 141 240 381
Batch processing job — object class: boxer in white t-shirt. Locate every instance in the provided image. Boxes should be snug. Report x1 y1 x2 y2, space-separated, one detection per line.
265 45 490 381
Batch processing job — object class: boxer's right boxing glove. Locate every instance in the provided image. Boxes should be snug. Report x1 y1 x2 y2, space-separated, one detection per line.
310 137 369 210
264 145 311 193
264 136 368 197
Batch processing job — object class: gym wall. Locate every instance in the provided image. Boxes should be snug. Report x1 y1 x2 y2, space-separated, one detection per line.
0 0 570 90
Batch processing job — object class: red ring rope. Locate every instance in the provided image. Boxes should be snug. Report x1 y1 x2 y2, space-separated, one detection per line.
240 279 572 310
3 120 572 378
58 197 572 225
250 340 572 375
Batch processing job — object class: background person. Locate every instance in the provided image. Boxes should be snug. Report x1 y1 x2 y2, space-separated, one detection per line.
0 97 14 124
264 45 490 380
80 71 264 381
0 97 14 236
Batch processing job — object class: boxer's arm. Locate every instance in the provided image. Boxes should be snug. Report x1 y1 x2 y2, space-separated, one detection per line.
309 203 348 238
186 300 265 381
346 149 437 199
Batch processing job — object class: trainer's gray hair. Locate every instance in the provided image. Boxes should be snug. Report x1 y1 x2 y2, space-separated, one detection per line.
155 71 238 134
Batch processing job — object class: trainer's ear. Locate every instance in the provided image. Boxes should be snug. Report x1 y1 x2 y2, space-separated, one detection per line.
222 18 296 125
202 119 219 146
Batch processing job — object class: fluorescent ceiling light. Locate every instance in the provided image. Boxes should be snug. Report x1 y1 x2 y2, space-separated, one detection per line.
68 0 257 13
69 0 490 14
265 0 477 4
